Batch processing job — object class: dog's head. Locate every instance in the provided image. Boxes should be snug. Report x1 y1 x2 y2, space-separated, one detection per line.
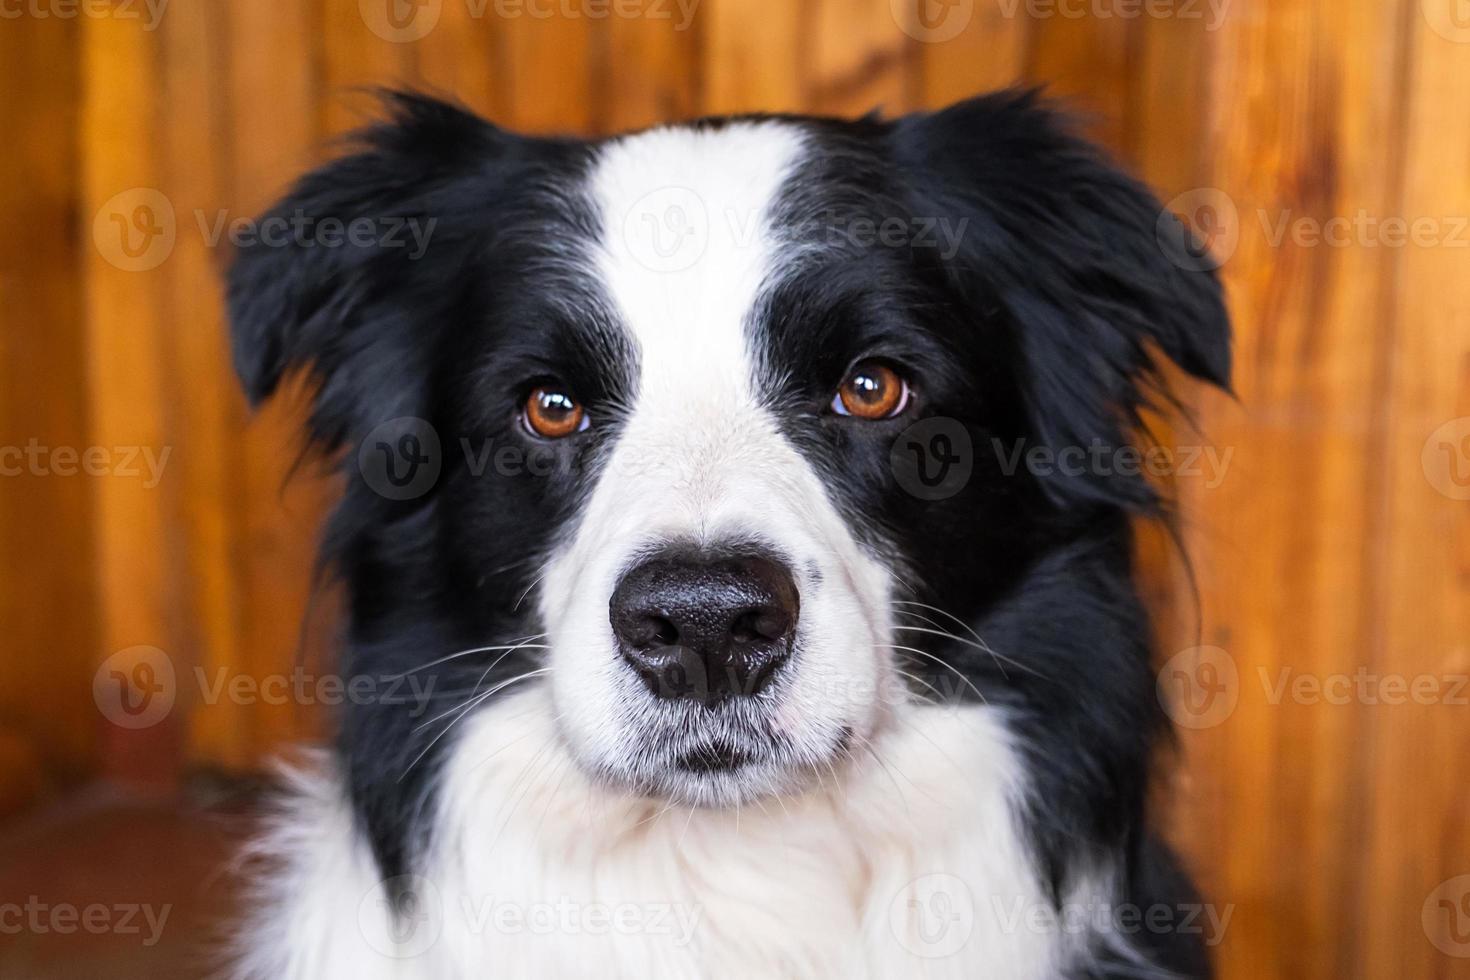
230 90 1228 871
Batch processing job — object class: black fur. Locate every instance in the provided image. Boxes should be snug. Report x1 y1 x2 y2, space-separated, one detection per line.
229 88 1228 976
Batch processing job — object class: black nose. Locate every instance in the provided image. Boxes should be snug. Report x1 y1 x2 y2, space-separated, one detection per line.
610 551 799 706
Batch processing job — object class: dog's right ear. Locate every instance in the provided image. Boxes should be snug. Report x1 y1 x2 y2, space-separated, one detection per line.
889 90 1232 511
227 91 519 446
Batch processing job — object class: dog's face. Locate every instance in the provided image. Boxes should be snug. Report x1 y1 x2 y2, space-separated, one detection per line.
230 92 1228 866
540 122 912 806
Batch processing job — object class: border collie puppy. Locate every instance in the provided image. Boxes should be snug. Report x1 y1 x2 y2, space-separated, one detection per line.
228 89 1229 979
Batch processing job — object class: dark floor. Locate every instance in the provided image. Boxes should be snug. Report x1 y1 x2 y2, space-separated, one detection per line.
0 780 257 979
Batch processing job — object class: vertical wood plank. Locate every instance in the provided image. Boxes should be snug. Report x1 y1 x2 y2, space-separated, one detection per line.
321 0 417 137
600 4 703 131
700 0 803 114
1128 3 1217 194
807 0 913 116
1167 2 1416 978
80 11 184 787
500 10 597 133
1025 8 1137 155
914 1 1031 108
411 1 510 122
1361 4 1470 975
0 15 98 785
159 0 250 771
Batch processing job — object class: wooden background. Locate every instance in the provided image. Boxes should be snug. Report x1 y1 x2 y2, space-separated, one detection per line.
2 0 1467 976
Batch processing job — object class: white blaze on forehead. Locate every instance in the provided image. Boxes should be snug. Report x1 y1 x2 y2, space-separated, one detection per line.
588 122 806 413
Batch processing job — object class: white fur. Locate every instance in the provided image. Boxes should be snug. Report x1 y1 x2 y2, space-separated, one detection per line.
236 695 1072 979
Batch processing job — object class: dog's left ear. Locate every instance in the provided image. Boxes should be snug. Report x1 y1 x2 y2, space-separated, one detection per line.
890 90 1232 510
226 91 529 454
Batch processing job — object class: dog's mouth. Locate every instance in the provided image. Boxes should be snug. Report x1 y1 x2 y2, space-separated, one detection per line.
584 705 863 807
673 741 754 774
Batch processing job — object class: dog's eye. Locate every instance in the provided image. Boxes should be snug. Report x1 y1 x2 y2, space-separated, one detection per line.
831 361 910 419
523 385 588 439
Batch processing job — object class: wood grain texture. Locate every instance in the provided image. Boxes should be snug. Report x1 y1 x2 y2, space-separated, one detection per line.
915 0 1031 106
598 4 702 130
159 0 248 771
1362 6 1470 975
3 3 1466 975
321 0 416 136
500 7 597 132
700 0 803 114
0 14 97 786
806 0 914 115
410 0 509 122
1023 0 1137 151
80 11 183 788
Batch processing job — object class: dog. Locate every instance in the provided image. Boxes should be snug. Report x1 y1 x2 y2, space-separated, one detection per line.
226 88 1230 979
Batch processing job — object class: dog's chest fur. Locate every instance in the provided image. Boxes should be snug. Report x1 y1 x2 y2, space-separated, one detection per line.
244 695 1072 979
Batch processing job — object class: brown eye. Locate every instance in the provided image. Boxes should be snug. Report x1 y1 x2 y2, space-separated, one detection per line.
833 361 910 419
523 385 587 439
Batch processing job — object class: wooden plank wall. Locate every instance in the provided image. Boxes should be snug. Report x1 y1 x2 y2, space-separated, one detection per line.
1 1 1467 976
